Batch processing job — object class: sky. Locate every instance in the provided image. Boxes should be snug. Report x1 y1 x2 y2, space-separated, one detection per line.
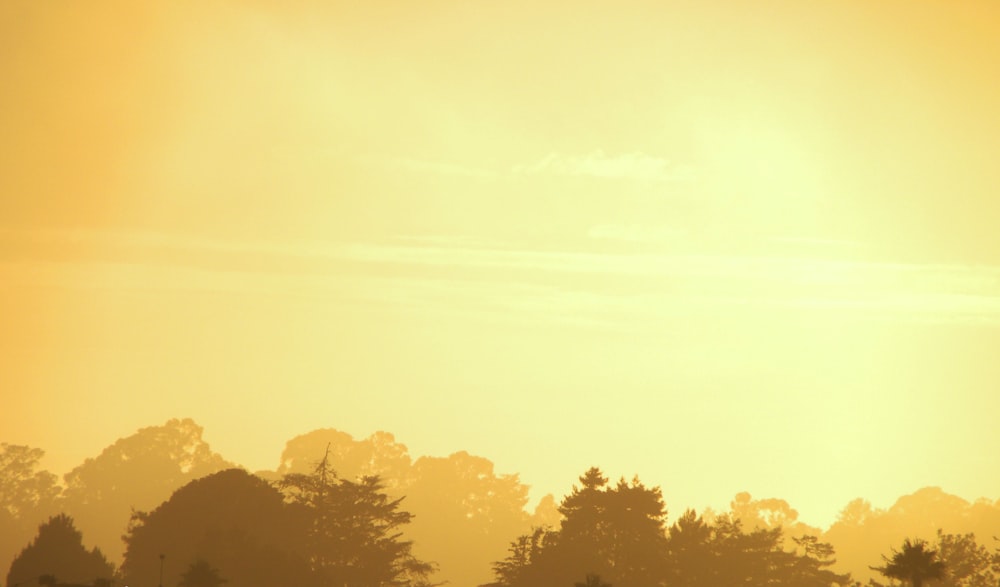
2 1 1000 529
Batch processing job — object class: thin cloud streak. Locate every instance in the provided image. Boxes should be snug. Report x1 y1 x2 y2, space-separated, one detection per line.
5 227 1000 328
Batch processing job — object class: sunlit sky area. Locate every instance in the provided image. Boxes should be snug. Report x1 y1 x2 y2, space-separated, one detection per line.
3 1 1000 528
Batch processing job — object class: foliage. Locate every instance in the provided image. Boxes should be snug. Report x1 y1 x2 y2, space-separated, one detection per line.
488 468 850 587
0 445 60 520
121 469 315 587
277 429 412 489
824 488 1000 583
62 419 232 565
275 429 542 587
402 451 534 587
178 559 226 587
277 448 435 587
872 538 946 587
487 467 670 587
0 444 61 585
933 531 999 587
574 574 611 587
5 514 114 587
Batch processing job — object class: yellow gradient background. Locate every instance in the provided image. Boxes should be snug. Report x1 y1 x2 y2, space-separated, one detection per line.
3 1 1000 528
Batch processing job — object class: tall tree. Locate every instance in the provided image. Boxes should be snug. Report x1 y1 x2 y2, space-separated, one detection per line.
5 514 114 587
277 448 434 587
664 509 715 587
269 429 549 587
487 467 669 587
872 538 946 587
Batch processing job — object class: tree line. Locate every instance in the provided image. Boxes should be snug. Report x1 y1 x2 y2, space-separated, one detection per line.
4 419 1000 587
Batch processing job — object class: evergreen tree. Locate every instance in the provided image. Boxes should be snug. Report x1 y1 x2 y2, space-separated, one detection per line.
873 539 946 587
178 559 226 587
277 447 435 587
6 514 114 587
486 468 668 587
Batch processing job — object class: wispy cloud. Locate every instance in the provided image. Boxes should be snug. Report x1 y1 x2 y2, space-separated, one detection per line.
5 227 1000 329
334 241 1000 327
513 150 695 182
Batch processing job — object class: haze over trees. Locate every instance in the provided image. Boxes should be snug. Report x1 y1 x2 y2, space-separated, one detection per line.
5 514 113 587
0 444 61 582
60 418 233 567
4 419 1000 587
487 467 849 587
872 538 946 587
121 469 316 587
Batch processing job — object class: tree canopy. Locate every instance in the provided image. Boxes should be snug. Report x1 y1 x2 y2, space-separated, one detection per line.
5 514 114 587
0 444 61 584
62 419 232 566
120 468 315 587
872 538 946 587
487 467 850 587
278 447 435 587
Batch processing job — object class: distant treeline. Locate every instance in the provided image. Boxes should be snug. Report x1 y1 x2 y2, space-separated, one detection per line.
3 418 1000 587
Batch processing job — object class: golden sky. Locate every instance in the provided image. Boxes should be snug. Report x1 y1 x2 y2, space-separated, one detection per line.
3 0 1000 528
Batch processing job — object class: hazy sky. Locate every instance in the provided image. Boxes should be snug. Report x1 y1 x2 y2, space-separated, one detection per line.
3 1 1000 528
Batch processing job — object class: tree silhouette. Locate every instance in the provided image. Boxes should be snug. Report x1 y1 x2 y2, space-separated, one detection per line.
0 444 61 584
574 574 611 587
873 538 946 587
5 514 114 587
121 469 315 587
271 429 542 587
490 469 850 587
487 467 669 587
0 445 60 520
823 487 1000 584
62 419 232 568
932 531 996 587
277 447 435 587
177 559 226 587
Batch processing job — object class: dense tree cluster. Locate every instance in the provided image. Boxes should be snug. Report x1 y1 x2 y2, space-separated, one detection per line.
120 458 433 587
486 467 850 587
826 488 1000 582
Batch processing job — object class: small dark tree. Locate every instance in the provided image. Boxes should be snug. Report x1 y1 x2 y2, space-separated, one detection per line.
5 514 114 587
575 574 612 587
873 538 946 587
178 559 226 587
